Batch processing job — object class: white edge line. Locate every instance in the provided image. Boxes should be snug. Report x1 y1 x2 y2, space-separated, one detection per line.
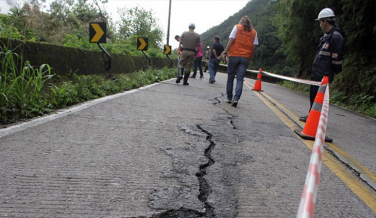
0 80 173 138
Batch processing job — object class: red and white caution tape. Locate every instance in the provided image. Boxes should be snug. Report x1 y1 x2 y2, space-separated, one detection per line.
297 84 330 218
247 69 321 86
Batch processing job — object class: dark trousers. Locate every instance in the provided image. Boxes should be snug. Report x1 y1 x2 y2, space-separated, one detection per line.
192 56 203 77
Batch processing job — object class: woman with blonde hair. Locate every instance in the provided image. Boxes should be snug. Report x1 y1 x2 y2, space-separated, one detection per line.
222 16 259 107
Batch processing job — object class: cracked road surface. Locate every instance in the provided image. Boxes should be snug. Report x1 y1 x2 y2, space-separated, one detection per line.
0 72 375 217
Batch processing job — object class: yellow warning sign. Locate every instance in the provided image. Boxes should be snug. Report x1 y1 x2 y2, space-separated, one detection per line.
163 45 171 55
89 22 106 43
137 37 148 51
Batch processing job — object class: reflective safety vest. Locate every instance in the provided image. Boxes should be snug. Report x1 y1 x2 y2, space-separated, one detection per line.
178 44 182 55
228 24 257 59
311 25 345 82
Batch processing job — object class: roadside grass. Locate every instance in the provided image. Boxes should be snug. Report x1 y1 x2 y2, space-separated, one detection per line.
49 68 176 109
0 47 177 125
1 47 55 124
279 81 376 119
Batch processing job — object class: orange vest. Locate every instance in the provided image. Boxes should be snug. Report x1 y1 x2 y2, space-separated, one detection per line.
229 24 257 59
178 44 182 55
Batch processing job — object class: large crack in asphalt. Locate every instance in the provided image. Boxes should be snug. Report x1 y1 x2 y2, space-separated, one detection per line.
212 94 237 130
324 147 376 192
149 95 239 218
196 125 216 217
150 208 205 218
150 124 217 218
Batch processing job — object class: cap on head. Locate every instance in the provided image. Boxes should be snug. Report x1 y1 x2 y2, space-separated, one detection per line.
315 8 335 21
189 23 195 28
207 46 210 48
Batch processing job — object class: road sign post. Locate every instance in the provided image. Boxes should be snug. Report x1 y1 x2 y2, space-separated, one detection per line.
137 37 150 66
89 22 113 79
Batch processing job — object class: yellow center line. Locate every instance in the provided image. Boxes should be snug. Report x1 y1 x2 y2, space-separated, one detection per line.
244 80 376 213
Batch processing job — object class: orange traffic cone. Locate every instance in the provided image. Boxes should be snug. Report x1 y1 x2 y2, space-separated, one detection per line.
253 68 263 91
295 76 332 142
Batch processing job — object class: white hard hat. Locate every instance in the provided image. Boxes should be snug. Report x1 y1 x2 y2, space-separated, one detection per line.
315 8 335 21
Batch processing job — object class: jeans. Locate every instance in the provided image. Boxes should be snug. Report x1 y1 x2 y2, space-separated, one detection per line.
208 58 220 82
192 56 203 77
226 56 250 101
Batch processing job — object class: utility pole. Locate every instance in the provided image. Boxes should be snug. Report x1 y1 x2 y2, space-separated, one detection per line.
166 0 172 45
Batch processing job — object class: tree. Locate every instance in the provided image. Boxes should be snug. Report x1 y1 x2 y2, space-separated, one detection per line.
272 0 376 98
116 6 164 48
0 7 35 40
334 0 376 97
20 0 111 44
200 0 289 73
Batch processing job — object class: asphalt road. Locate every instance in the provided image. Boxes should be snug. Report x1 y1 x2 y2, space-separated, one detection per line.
0 71 375 218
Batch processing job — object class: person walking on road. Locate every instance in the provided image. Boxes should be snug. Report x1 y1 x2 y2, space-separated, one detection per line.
175 35 184 80
223 16 258 107
204 45 210 72
299 8 345 122
208 36 224 84
176 23 200 85
191 42 204 79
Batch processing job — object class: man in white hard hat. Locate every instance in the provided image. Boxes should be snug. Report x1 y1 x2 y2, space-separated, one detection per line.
300 8 345 122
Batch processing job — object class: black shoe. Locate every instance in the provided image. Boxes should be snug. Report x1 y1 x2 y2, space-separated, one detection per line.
176 68 184 83
190 76 195 78
176 76 182 83
183 71 190 85
299 116 308 122
226 99 232 104
231 100 238 107
209 81 214 84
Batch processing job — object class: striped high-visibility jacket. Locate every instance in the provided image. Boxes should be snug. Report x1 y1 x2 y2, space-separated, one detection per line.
311 25 345 83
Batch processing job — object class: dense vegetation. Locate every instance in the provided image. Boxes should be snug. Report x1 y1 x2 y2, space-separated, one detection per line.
0 0 169 57
0 44 176 124
200 0 376 117
200 0 288 74
0 0 177 125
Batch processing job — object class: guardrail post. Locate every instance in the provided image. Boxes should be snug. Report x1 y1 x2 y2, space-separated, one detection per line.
142 51 151 66
97 43 112 78
166 54 173 68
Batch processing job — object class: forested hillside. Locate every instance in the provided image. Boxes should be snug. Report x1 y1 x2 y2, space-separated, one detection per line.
201 0 376 108
200 0 289 74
